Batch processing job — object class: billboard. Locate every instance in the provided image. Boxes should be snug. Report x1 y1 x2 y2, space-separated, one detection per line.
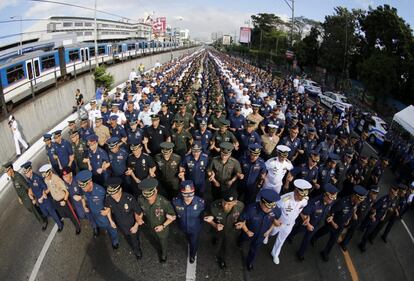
239 27 251 43
222 35 231 45
153 17 167 34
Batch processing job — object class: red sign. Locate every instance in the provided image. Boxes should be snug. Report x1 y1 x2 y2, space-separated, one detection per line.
153 17 167 34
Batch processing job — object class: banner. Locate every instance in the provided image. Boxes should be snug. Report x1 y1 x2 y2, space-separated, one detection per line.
239 27 251 43
222 35 231 45
153 17 167 34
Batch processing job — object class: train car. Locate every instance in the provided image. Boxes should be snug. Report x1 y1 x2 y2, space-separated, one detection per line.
0 50 61 104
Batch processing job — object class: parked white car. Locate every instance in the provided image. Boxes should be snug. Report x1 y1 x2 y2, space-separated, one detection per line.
357 114 389 145
301 79 322 97
318 91 352 113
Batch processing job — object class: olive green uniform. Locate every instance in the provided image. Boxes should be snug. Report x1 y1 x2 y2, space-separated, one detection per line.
71 140 88 171
171 130 193 157
173 112 194 130
209 115 227 130
208 156 242 199
209 199 244 261
155 153 182 199
138 195 175 259
11 172 45 224
211 131 238 149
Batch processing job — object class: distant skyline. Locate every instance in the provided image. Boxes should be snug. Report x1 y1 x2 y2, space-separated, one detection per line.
0 0 413 44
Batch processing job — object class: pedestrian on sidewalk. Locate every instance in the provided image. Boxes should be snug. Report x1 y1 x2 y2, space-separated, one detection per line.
8 115 29 157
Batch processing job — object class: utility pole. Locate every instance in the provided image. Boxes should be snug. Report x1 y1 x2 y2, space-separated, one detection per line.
94 0 98 66
282 0 295 47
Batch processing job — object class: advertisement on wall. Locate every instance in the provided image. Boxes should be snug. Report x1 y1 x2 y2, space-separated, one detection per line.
239 27 251 43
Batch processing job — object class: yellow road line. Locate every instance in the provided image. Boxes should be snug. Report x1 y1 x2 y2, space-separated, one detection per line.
341 249 359 281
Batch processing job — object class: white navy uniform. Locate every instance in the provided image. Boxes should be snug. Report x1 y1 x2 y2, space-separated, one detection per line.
262 157 293 194
10 117 28 155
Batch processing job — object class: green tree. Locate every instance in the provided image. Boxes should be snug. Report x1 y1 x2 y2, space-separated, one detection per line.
319 7 362 87
294 26 320 68
94 65 114 90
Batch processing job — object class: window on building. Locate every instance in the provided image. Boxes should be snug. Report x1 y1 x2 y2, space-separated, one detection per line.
63 22 73 27
6 64 25 84
68 50 80 62
85 22 92 27
41 55 56 70
76 32 83 36
75 22 83 27
84 31 92 36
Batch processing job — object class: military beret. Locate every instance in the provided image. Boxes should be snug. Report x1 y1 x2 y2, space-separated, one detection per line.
222 189 238 202
235 105 242 111
220 142 234 154
76 170 93 187
161 102 168 107
249 143 262 155
106 177 122 195
353 185 368 196
160 142 174 150
86 134 98 142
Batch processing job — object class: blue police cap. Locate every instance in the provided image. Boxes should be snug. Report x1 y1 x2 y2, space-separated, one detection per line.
43 133 52 141
180 180 195 192
101 102 108 107
369 185 380 193
109 115 118 121
76 170 93 187
328 153 341 161
260 189 280 204
106 177 122 194
353 185 368 197
107 136 120 148
248 143 262 155
222 189 237 202
20 161 32 171
53 130 62 137
192 141 202 151
323 183 339 194
86 134 98 142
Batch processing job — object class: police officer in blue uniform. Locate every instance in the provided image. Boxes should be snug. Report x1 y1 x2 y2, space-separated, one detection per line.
76 170 119 249
52 130 75 174
312 185 368 261
172 180 205 263
21 161 63 231
43 133 60 174
61 166 98 237
192 120 213 155
286 151 320 193
126 118 144 146
79 118 94 141
179 142 209 197
237 120 262 153
237 189 282 271
229 105 245 133
239 144 267 205
85 134 110 186
109 115 127 142
107 137 128 178
288 184 339 261
280 125 303 162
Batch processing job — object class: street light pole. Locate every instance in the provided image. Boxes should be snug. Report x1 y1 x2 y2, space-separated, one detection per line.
283 0 294 47
94 0 98 66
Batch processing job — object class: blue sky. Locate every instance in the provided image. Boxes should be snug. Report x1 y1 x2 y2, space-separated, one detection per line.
0 0 413 44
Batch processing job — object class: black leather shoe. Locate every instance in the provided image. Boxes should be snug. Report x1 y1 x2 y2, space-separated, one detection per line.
189 256 195 264
381 235 388 243
75 228 81 235
41 220 48 231
320 251 329 262
135 250 143 260
159 256 167 263
93 228 99 238
57 222 64 232
246 264 253 271
112 243 119 250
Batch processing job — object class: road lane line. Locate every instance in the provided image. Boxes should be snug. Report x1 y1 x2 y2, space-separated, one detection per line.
341 249 359 281
29 224 58 281
401 220 414 244
185 247 197 281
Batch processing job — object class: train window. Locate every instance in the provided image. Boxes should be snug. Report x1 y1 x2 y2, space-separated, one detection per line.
89 47 95 57
98 46 105 55
34 60 40 76
68 50 80 62
6 64 25 84
127 44 135 50
41 55 56 70
118 45 123 52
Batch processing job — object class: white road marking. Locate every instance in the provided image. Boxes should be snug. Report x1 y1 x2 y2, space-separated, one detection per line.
185 247 197 281
401 220 414 244
29 224 58 281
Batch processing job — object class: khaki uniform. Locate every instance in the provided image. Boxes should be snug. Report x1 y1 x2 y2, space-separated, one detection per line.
261 134 280 157
94 125 111 147
44 173 67 201
246 113 264 131
138 195 175 259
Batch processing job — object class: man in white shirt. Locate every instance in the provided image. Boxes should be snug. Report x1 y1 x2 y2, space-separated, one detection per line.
88 100 101 128
262 145 294 194
109 103 127 125
137 104 153 127
8 115 28 156
241 101 253 118
150 94 162 114
129 68 137 81
264 179 312 265
238 88 250 104
293 76 299 90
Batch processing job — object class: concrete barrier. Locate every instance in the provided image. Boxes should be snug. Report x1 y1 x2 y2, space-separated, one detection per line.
0 47 199 164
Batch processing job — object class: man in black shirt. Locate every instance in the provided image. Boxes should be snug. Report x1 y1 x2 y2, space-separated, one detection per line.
104 177 144 260
143 115 171 155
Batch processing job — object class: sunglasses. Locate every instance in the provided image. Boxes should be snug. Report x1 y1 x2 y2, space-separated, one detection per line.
181 192 195 198
296 189 310 196
355 194 366 201
325 192 337 200
261 199 276 209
